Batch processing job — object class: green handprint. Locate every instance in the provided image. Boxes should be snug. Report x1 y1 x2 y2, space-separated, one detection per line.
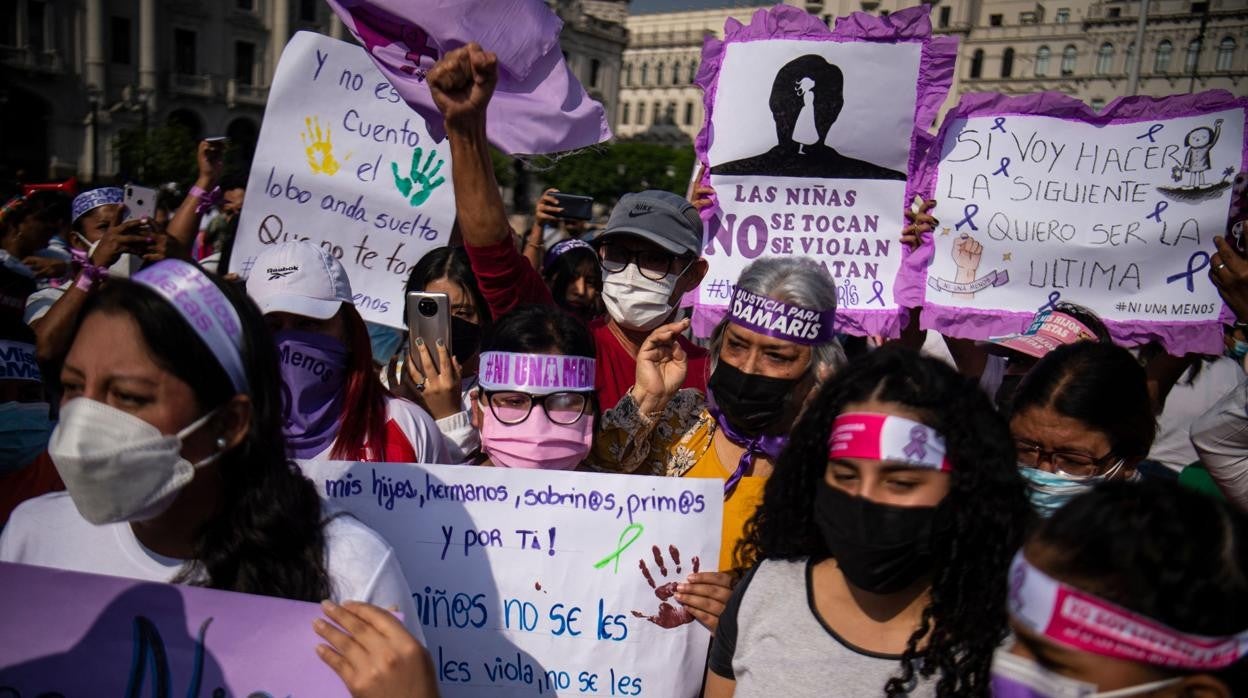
391 147 445 207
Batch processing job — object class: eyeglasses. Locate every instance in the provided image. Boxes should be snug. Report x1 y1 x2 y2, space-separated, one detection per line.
483 390 591 426
1014 439 1116 478
598 242 694 282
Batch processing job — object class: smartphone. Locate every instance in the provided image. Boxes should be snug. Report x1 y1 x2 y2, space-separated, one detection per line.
552 193 593 221
204 136 230 144
406 292 452 374
123 184 157 222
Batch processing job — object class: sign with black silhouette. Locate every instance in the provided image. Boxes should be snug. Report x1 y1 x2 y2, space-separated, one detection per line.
298 460 722 697
231 31 455 329
914 91 1248 356
691 4 956 337
0 561 346 696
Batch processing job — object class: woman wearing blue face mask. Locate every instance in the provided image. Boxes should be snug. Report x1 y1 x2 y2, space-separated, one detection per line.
0 323 59 527
993 480 1246 697
1008 342 1155 518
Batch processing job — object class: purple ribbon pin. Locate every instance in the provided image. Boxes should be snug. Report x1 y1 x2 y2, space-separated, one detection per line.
902 424 928 460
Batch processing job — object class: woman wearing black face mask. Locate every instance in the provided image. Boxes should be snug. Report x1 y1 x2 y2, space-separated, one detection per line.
704 346 1031 698
593 257 844 632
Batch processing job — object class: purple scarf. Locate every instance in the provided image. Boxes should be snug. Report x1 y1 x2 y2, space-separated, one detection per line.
276 330 348 458
709 405 787 497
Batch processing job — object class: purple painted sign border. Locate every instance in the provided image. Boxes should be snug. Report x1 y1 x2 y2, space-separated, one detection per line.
690 4 957 338
913 90 1248 355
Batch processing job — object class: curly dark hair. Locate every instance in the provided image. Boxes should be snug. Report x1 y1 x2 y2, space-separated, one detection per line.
84 275 332 602
738 345 1033 697
1030 480 1248 692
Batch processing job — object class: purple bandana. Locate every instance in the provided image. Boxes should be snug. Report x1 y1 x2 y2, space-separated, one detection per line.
543 238 594 268
709 405 787 497
276 330 348 459
729 287 835 345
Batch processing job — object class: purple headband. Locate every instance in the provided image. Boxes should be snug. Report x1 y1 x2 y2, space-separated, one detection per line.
478 351 595 395
544 238 594 268
133 260 249 393
71 187 123 223
728 287 835 345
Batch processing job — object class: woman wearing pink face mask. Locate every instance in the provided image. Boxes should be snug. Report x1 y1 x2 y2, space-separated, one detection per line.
472 305 597 470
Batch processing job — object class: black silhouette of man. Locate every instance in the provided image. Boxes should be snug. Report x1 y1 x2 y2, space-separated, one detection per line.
711 54 906 180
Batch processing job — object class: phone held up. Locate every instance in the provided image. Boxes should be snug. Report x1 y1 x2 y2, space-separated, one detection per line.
552 193 593 221
123 184 158 222
406 292 452 375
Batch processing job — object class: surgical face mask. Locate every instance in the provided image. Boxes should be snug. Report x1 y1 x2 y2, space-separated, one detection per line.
991 649 1181 697
49 398 222 525
1227 339 1248 363
1018 462 1123 518
480 405 593 471
601 263 681 332
0 401 53 474
366 322 403 365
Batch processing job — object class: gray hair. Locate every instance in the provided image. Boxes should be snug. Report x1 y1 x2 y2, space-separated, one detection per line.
708 256 847 377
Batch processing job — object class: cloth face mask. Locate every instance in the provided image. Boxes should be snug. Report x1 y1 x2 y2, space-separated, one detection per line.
480 405 593 471
275 330 348 459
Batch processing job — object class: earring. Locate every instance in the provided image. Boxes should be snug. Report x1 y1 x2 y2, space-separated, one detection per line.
215 437 228 450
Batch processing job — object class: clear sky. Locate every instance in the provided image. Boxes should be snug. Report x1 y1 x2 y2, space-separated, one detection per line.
630 0 775 15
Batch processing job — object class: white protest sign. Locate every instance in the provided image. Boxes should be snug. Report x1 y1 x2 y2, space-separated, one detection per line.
920 93 1246 353
300 461 723 698
232 31 454 328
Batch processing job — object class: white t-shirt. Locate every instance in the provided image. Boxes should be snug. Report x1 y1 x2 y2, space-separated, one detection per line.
1149 357 1245 472
310 395 451 463
0 492 426 643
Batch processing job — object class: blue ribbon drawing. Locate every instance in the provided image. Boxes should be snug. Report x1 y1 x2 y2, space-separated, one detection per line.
955 204 980 232
868 280 885 307
1146 201 1169 223
903 425 928 460
991 117 1007 133
993 157 1011 177
1166 251 1211 293
1038 291 1061 314
1136 123 1164 143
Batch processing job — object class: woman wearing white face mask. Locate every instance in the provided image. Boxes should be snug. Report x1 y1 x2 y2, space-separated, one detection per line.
993 480 1245 697
1008 342 1154 518
0 260 429 647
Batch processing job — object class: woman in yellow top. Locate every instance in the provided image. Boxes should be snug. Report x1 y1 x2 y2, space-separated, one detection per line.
593 256 844 629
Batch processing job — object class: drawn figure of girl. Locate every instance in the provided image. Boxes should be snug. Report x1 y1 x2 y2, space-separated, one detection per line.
792 77 819 153
1181 118 1222 189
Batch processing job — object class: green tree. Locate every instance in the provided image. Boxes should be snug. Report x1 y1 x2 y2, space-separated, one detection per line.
113 124 199 185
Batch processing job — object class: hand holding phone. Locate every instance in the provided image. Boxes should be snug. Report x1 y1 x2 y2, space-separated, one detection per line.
123 184 157 222
551 193 593 221
406 292 452 374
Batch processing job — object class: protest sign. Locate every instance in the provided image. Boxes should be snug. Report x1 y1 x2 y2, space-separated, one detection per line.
327 0 611 155
692 5 956 337
299 461 723 697
0 562 346 697
914 91 1248 354
231 31 454 329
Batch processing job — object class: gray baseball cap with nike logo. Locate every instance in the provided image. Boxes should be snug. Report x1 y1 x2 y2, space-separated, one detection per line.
597 190 703 257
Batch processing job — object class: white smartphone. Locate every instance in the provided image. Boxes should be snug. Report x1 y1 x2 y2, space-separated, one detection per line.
123 184 158 222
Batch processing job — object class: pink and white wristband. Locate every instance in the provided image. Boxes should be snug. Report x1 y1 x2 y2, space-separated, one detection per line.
827 412 951 471
1008 552 1248 670
479 351 595 395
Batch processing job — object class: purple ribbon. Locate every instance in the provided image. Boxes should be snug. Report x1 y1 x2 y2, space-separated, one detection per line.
70 247 109 283
709 405 787 498
902 424 928 460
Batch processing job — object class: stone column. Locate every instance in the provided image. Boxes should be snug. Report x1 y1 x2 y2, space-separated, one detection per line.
139 0 157 105
85 0 105 90
270 0 290 84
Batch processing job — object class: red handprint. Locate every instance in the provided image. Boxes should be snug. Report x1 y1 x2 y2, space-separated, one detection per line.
631 545 700 629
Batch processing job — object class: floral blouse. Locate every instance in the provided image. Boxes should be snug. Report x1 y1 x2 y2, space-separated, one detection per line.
591 388 718 476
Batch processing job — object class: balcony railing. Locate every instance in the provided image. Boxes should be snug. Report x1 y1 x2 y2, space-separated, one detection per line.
0 45 64 74
169 73 216 98
629 29 715 49
226 79 269 107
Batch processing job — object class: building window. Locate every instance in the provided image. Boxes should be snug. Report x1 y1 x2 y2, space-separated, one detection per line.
1061 45 1077 75
989 14 1003 27
688 61 698 83
684 101 694 126
1001 47 1015 78
235 41 256 85
656 61 665 85
970 49 984 78
0 3 16 47
26 0 47 53
1090 97 1105 110
1095 42 1114 75
1155 40 1172 73
622 102 630 125
1035 46 1051 77
1191 1 1208 13
1106 7 1121 18
110 17 132 64
938 6 951 28
623 63 631 87
640 63 648 85
1185 39 1201 73
299 0 317 21
590 58 600 88
665 102 676 125
1056 8 1070 23
652 102 661 125
636 102 646 124
1217 37 1236 71
236 0 254 10
174 29 197 74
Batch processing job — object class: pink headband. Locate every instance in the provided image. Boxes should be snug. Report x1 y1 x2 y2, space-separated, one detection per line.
133 260 249 394
478 351 595 395
827 412 951 471
1008 552 1248 670
729 287 835 345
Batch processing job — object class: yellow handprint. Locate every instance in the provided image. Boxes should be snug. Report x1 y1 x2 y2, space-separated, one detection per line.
301 116 348 176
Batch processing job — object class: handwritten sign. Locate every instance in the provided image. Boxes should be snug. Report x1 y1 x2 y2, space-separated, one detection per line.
916 91 1248 355
0 562 346 697
691 5 956 337
231 31 454 328
299 461 723 697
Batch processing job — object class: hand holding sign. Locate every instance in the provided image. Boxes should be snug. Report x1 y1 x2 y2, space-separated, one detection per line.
1212 236 1248 322
314 600 438 698
428 43 498 130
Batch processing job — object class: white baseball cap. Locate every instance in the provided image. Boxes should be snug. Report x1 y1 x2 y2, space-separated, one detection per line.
245 242 353 320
